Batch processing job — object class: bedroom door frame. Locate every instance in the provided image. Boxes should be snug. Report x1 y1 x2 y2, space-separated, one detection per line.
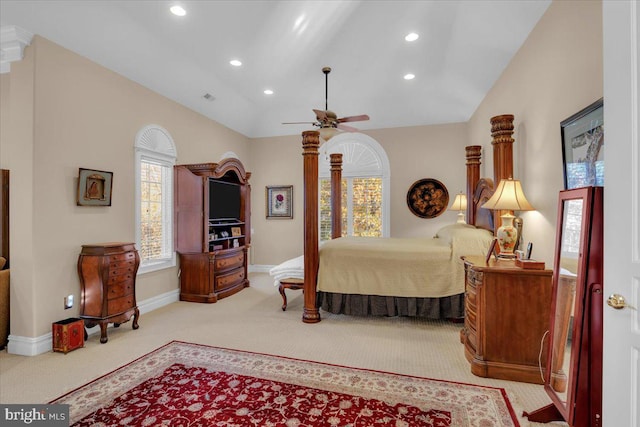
602 2 638 426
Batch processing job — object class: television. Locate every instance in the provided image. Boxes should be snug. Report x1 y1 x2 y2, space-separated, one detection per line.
209 179 241 221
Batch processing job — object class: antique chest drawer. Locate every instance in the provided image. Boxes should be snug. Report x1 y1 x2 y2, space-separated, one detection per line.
215 267 245 291
107 281 134 299
107 295 136 315
214 251 245 272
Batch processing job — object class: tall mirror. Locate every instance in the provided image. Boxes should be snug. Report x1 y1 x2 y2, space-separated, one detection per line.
524 187 603 426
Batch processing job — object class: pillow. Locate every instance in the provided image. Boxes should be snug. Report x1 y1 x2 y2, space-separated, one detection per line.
434 223 476 244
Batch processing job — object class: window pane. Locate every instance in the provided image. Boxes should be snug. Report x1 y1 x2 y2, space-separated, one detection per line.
320 179 331 241
352 177 382 237
140 160 166 262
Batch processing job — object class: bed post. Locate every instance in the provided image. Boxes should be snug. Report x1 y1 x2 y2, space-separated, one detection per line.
490 114 515 184
490 114 515 229
465 145 482 226
330 153 343 239
302 130 321 323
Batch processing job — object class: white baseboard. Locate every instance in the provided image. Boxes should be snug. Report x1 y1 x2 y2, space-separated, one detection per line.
6 289 180 356
249 264 274 273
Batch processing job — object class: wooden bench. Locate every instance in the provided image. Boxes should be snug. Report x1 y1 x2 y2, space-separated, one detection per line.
278 278 304 311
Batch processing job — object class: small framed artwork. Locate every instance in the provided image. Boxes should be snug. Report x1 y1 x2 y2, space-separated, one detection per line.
561 98 604 189
266 185 293 219
77 168 113 206
231 226 242 237
485 238 499 264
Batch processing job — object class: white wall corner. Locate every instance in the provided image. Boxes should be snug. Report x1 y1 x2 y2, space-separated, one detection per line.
0 25 34 74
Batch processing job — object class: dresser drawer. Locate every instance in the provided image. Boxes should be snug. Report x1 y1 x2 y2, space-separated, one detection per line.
214 251 244 272
215 267 245 291
109 252 137 263
107 281 134 299
107 295 135 315
465 286 477 308
466 327 477 352
109 262 136 277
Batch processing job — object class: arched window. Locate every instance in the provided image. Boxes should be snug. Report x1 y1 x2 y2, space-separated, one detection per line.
134 125 177 274
319 133 390 239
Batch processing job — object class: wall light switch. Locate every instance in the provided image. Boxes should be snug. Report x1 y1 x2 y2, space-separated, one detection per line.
64 294 74 309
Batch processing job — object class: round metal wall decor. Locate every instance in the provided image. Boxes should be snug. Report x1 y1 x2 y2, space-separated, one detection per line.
406 178 449 218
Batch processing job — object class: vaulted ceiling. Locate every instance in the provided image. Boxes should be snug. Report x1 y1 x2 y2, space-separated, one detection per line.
0 1 551 138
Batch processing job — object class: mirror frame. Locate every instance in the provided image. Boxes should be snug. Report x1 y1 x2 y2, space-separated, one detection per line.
535 186 603 425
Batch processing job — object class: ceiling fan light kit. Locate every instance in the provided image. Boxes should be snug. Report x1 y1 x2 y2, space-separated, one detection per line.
283 67 369 138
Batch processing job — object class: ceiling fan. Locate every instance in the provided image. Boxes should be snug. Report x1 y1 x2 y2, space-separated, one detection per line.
283 67 369 138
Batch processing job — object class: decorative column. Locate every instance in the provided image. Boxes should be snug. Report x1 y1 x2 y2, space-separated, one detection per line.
330 153 343 239
302 131 321 323
490 114 515 230
490 114 515 185
465 145 482 227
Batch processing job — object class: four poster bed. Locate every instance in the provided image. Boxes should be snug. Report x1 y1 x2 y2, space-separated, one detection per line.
300 115 517 323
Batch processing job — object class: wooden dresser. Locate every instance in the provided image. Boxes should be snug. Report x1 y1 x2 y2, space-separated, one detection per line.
78 242 140 343
460 256 553 384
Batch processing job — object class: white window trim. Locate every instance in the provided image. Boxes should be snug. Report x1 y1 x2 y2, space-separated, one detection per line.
134 125 177 274
319 133 391 237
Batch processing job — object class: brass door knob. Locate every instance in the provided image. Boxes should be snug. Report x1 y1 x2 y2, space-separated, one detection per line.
607 293 636 310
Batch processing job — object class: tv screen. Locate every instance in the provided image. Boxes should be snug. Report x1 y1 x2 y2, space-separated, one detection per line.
209 179 241 221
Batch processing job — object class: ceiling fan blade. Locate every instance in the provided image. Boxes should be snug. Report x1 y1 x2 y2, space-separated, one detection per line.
338 114 370 123
337 123 360 132
282 121 317 125
313 109 329 121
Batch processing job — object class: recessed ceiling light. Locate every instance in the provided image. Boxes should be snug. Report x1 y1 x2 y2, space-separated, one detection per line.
170 5 186 16
230 59 242 67
405 32 419 42
264 89 274 95
404 73 415 80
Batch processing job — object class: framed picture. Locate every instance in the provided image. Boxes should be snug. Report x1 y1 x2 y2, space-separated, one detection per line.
561 98 604 189
231 226 242 237
77 168 113 206
266 185 293 219
485 238 499 264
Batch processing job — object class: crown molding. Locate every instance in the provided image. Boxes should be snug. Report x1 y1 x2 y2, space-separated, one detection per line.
1 25 34 74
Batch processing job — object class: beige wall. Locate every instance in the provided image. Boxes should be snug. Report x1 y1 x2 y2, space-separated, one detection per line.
249 122 469 265
0 36 250 339
467 0 602 265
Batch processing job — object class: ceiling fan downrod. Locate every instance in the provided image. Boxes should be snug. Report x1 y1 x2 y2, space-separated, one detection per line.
323 67 331 111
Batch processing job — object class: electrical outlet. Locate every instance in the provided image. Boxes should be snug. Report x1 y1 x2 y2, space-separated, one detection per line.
64 294 74 309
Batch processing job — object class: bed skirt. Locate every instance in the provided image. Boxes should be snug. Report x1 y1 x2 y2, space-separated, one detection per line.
317 292 465 320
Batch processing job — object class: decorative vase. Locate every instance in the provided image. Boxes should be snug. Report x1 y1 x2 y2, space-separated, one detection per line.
496 212 518 258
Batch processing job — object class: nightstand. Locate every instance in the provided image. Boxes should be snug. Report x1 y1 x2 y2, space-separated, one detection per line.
460 256 553 384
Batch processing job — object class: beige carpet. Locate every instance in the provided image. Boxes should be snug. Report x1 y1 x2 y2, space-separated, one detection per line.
0 272 567 426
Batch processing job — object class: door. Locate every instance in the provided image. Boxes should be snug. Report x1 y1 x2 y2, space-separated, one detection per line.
602 2 639 426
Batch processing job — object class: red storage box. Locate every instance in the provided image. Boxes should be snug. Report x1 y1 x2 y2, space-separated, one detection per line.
52 318 84 353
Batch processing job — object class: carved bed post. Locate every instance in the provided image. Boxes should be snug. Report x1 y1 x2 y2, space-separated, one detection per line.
302 131 321 323
465 145 482 226
330 153 343 239
490 114 515 184
490 114 515 229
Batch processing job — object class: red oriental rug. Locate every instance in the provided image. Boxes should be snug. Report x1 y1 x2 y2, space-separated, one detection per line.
51 341 520 426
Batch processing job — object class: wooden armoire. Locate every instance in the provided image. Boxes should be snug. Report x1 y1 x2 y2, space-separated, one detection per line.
174 158 251 303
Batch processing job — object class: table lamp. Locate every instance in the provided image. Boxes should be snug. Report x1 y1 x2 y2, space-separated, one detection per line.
482 178 534 258
449 192 467 223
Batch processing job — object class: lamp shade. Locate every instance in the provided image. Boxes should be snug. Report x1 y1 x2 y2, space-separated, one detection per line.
449 193 467 211
482 178 534 211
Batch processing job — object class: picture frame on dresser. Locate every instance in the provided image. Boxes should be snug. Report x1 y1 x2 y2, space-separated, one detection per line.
561 98 604 189
266 185 293 219
77 168 113 206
